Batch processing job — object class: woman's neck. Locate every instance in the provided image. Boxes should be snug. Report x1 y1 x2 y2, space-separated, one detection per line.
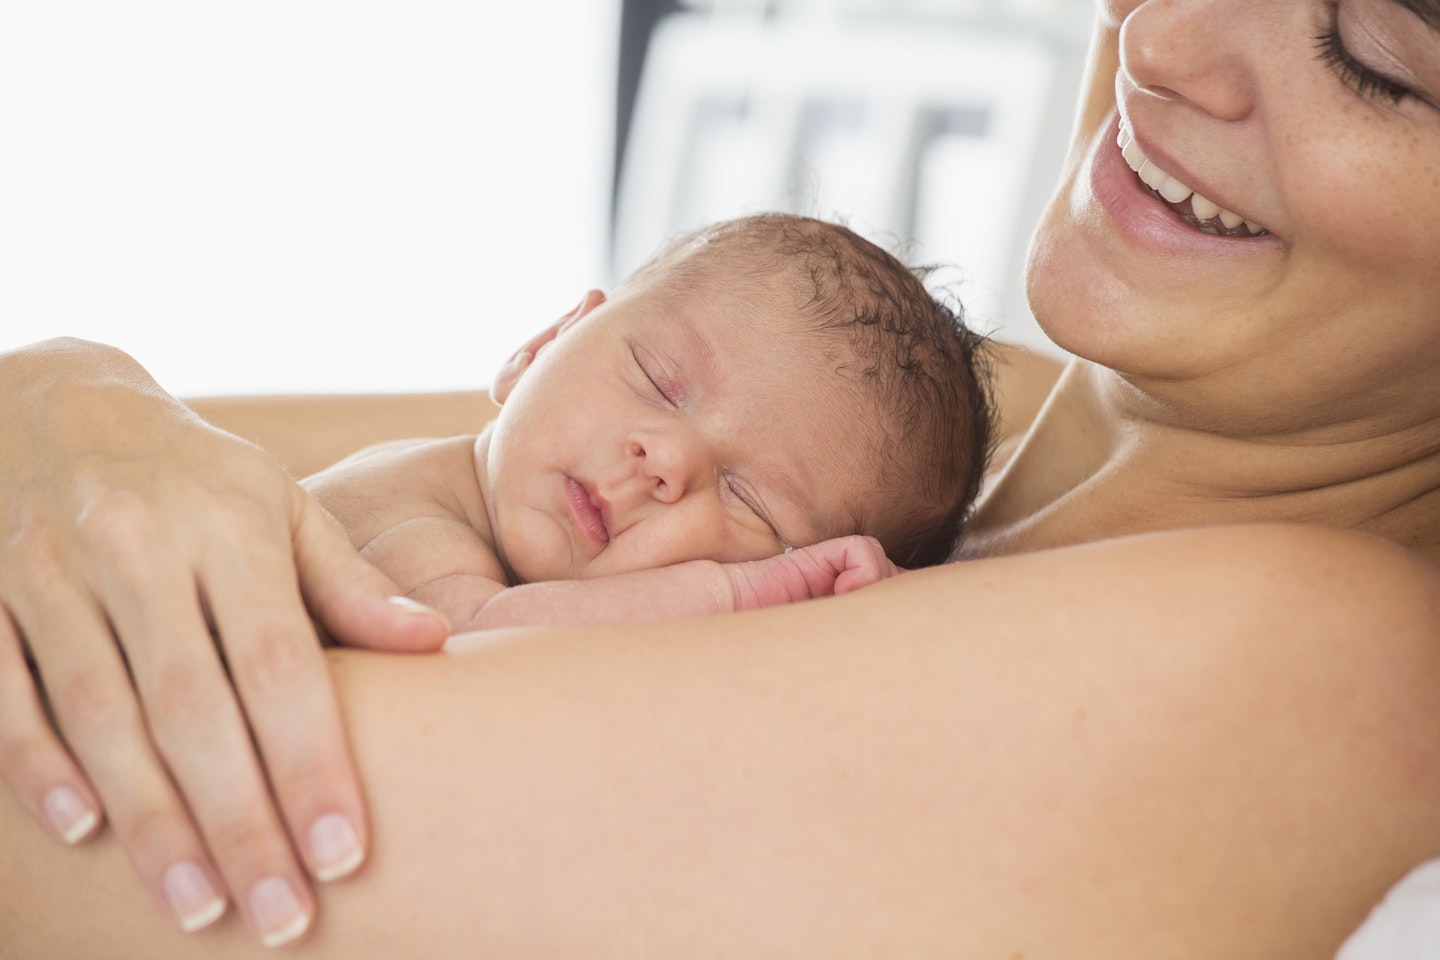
962 360 1440 564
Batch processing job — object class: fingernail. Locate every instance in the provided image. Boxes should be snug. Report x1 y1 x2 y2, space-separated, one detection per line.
248 876 310 948
308 812 363 881
42 786 99 844
387 595 450 628
387 595 441 617
163 861 227 932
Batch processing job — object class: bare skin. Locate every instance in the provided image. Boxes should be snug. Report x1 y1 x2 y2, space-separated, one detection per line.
297 272 917 635
3 1 1440 955
2 523 1438 959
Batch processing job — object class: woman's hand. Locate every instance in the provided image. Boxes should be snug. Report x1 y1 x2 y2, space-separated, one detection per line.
0 339 450 945
725 535 902 612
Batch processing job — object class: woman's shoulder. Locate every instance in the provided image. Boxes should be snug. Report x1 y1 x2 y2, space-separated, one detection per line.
1011 522 1440 650
936 521 1439 664
1115 523 1439 602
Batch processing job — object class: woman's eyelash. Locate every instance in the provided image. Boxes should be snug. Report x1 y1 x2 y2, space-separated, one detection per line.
1313 24 1414 105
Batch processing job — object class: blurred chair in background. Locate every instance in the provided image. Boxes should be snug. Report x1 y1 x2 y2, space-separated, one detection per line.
610 0 1089 355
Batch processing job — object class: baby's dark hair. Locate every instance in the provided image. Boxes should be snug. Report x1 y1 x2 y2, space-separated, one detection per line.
628 213 996 567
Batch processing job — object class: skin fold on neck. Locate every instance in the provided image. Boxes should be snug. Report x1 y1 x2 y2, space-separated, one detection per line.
962 360 1440 564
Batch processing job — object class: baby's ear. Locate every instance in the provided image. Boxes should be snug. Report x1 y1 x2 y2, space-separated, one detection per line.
490 289 606 405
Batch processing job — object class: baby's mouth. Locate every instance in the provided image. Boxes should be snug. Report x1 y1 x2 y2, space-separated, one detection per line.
1118 121 1268 238
566 477 610 544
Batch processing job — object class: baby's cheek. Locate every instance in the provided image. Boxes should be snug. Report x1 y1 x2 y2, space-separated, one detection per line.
496 516 578 585
713 528 791 566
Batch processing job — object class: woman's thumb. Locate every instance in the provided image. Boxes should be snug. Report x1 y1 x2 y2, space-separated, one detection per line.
290 486 451 651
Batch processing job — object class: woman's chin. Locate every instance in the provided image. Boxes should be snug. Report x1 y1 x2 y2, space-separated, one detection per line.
1024 202 1266 384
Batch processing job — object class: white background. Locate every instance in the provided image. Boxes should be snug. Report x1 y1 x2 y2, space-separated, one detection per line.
1 2 620 397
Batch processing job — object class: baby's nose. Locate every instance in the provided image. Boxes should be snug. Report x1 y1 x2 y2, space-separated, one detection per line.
628 435 702 504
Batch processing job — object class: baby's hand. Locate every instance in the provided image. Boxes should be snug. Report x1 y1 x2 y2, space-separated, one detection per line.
724 535 901 612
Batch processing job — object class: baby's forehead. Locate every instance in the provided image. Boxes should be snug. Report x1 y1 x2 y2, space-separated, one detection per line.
765 382 899 534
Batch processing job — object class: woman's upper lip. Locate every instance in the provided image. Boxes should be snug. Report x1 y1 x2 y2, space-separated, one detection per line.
1117 112 1266 235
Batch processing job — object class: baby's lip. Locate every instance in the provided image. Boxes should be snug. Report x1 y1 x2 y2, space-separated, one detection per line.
565 477 610 544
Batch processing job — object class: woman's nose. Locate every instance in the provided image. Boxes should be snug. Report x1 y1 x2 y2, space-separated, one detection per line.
627 434 702 504
1120 0 1256 123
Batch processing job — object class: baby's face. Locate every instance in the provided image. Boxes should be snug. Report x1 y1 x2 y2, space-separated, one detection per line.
478 275 886 583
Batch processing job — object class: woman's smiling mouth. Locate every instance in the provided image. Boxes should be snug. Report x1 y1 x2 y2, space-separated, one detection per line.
1117 120 1268 238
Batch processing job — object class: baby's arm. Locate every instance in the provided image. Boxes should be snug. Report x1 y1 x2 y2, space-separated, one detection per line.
464 535 900 632
308 439 899 632
303 436 510 629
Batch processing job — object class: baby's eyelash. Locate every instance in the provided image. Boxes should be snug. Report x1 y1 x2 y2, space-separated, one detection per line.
643 367 668 400
632 348 672 402
725 477 762 519
725 476 785 544
1313 24 1414 105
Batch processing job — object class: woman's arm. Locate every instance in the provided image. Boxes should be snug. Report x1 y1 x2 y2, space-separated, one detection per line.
6 524 1439 958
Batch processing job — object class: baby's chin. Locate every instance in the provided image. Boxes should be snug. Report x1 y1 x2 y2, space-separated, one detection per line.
488 517 595 585
491 539 555 586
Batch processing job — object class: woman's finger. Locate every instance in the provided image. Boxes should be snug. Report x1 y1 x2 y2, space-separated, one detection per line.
0 340 357 946
12 575 233 937
291 487 451 651
199 521 371 893
77 493 317 946
0 605 103 845
122 608 317 946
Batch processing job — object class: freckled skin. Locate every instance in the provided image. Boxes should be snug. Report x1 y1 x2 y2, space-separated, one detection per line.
1032 1 1440 430
971 0 1440 560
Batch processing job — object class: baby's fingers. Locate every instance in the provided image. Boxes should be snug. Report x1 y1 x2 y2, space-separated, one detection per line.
829 535 902 595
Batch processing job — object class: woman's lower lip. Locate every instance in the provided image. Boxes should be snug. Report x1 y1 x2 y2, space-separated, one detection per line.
565 477 609 544
1088 116 1279 259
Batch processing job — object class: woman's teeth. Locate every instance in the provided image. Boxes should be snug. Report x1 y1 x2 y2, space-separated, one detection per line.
1117 123 1266 237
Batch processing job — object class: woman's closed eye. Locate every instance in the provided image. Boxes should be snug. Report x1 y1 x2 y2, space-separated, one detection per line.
1313 5 1434 108
1315 26 1413 103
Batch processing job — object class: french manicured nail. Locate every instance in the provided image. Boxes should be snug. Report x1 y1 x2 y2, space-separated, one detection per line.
249 876 310 948
42 786 99 844
387 595 451 632
387 595 446 619
308 812 363 881
387 595 432 613
162 861 227 932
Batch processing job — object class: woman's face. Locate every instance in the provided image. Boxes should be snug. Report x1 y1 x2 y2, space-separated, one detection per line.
1028 0 1440 434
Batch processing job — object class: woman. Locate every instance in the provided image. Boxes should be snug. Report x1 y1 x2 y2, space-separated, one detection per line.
4 0 1440 956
